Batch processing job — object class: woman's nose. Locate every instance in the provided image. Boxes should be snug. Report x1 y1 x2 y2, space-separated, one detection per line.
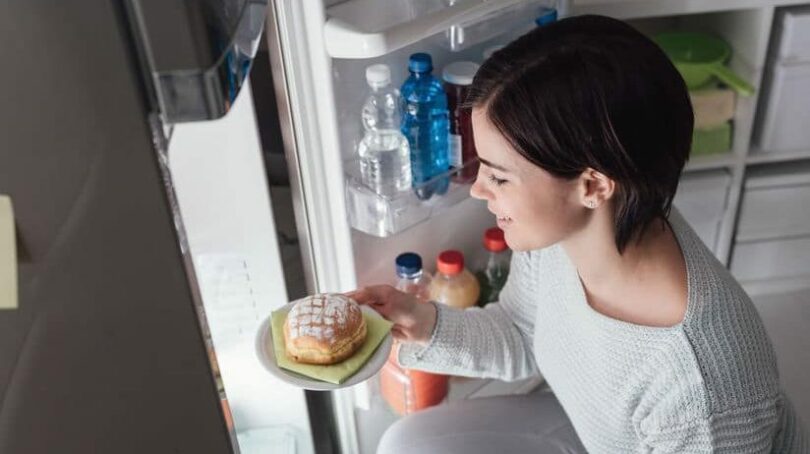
470 175 490 201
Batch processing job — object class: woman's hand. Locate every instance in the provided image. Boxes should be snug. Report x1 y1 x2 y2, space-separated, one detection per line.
346 285 437 345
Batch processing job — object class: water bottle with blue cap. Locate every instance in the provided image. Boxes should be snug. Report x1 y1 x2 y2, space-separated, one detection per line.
400 53 450 200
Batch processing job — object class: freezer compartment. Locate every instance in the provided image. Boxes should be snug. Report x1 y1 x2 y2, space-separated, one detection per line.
345 159 479 237
324 0 555 58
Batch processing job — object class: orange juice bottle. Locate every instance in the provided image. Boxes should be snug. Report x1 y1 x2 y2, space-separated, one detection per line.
379 253 448 415
429 250 480 309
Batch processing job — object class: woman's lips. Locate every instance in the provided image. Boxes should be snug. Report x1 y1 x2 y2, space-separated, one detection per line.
496 216 513 228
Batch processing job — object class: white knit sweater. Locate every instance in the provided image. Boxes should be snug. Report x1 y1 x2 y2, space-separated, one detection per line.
399 211 808 453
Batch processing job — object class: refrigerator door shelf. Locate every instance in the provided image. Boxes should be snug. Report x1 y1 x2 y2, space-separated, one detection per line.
126 0 268 123
345 159 479 237
324 0 551 59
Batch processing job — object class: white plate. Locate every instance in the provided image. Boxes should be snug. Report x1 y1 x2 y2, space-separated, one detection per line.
256 303 393 390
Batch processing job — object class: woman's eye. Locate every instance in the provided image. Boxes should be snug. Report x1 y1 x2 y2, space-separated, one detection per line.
488 174 508 186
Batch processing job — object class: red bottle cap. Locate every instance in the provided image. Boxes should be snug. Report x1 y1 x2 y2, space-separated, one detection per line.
484 227 507 252
436 250 464 275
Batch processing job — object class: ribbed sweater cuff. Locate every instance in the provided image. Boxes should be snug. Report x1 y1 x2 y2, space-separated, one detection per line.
397 302 461 368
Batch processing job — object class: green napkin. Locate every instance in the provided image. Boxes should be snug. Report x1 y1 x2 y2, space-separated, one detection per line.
270 307 393 384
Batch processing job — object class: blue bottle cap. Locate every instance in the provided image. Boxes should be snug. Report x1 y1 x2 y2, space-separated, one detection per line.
535 8 558 27
395 252 423 277
408 53 433 73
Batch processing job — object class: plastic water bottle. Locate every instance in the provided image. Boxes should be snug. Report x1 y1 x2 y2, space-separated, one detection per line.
357 64 412 197
400 53 450 200
394 252 433 301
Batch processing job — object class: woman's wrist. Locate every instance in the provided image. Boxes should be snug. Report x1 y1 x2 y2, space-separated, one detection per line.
414 301 438 345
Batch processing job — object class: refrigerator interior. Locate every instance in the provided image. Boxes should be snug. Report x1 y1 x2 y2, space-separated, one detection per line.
325 2 561 452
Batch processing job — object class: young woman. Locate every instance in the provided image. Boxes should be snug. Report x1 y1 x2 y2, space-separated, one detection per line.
350 15 808 453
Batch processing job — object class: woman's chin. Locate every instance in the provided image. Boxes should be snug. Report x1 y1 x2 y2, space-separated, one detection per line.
505 228 557 252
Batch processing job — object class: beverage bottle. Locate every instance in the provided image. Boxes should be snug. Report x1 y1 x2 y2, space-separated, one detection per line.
357 64 412 197
400 53 450 200
535 6 558 27
443 61 480 183
394 252 432 300
475 227 511 307
379 252 448 415
429 250 480 309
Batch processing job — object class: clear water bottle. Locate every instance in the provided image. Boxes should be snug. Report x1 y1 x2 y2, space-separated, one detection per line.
357 64 412 197
394 252 432 300
400 53 450 200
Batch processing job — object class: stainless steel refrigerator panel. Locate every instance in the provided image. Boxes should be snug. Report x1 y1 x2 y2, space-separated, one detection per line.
0 2 233 453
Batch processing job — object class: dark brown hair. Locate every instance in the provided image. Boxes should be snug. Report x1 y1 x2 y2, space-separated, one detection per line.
467 15 693 253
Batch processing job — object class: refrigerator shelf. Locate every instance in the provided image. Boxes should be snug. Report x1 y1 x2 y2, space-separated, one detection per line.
324 0 550 59
345 159 479 237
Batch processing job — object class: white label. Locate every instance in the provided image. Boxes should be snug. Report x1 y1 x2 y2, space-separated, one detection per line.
449 134 463 168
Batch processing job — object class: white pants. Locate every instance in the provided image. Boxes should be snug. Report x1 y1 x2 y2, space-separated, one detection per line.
377 390 587 454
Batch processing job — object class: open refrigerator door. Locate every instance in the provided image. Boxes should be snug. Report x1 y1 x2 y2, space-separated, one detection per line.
266 1 567 452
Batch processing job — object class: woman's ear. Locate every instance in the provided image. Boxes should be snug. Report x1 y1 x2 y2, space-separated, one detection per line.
579 168 616 209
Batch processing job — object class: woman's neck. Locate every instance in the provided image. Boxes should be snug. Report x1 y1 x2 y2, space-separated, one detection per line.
560 207 687 326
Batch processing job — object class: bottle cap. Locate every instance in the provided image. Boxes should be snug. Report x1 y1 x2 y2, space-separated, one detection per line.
484 227 508 252
395 252 423 277
442 61 480 86
366 64 391 87
408 53 433 73
482 45 504 61
535 7 558 27
436 250 464 275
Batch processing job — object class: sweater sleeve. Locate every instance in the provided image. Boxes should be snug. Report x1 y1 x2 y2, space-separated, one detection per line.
641 398 782 453
396 250 541 381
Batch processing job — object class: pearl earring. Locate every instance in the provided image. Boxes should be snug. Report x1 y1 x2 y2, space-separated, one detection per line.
587 200 597 209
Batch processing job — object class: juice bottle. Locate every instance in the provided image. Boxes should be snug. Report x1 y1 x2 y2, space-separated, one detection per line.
379 253 449 415
442 61 480 183
475 227 511 307
429 250 480 309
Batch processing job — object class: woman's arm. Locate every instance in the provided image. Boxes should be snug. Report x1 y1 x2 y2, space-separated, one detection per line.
641 396 787 453
396 251 541 381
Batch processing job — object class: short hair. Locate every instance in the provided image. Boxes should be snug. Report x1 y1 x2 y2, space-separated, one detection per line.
466 14 694 254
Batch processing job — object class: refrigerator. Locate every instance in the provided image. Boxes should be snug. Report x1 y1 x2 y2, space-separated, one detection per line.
1 0 565 453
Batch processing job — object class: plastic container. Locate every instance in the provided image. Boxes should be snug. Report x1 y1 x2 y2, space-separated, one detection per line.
401 53 450 200
344 159 480 237
429 250 480 309
379 252 449 416
357 64 412 197
475 227 511 306
443 61 480 183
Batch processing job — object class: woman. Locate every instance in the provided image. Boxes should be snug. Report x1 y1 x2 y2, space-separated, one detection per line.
350 15 808 453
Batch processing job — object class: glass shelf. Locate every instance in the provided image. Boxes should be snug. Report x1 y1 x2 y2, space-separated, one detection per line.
345 159 479 237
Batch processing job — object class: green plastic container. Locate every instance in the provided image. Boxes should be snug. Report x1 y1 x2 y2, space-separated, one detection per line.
654 32 755 96
691 122 732 156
